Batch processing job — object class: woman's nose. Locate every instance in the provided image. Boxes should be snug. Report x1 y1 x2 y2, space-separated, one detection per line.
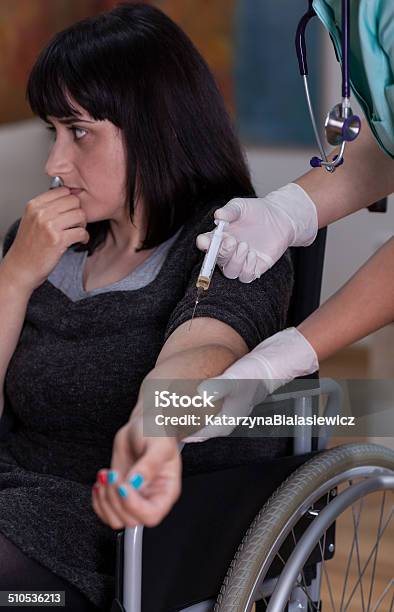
45 139 75 177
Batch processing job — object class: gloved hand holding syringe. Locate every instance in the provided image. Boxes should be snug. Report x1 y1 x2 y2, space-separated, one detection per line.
188 219 228 331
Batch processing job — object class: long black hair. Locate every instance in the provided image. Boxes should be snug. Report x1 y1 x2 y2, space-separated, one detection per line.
27 2 255 254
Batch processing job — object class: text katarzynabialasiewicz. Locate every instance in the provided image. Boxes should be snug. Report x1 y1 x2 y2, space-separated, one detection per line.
155 414 355 429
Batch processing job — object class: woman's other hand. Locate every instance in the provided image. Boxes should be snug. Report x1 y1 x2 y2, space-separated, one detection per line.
196 184 318 282
92 416 182 530
2 187 89 292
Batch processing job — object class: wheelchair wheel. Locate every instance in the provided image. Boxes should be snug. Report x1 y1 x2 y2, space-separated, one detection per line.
214 443 394 612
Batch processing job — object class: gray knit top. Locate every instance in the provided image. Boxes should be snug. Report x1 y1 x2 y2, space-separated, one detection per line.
47 226 183 302
0 201 293 610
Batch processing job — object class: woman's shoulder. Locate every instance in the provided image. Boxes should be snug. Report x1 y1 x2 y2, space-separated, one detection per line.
178 199 227 241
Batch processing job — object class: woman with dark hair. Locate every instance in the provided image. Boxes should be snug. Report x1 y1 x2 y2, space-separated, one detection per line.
0 3 293 610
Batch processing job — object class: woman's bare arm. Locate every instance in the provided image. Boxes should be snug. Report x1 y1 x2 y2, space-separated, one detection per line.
0 259 33 416
148 316 248 383
131 317 249 438
296 121 394 227
298 237 394 361
155 316 248 366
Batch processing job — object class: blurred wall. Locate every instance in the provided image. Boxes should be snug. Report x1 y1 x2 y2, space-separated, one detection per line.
0 5 393 317
0 118 49 233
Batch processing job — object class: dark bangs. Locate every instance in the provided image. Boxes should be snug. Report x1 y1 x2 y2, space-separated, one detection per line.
27 2 255 254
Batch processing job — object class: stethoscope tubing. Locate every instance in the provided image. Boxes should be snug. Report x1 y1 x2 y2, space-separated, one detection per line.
296 0 359 172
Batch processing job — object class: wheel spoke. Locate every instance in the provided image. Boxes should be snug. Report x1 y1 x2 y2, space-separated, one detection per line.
350 497 366 612
370 578 393 612
339 481 359 611
276 551 286 567
366 491 386 612
318 536 337 612
343 505 394 610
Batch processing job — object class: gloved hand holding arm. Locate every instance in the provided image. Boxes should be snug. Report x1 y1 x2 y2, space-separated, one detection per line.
188 236 394 441
197 122 394 282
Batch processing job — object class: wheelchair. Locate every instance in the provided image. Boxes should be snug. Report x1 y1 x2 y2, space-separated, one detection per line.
111 229 394 611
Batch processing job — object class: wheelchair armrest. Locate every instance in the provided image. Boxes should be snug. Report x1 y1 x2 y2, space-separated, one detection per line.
264 378 342 405
264 378 343 452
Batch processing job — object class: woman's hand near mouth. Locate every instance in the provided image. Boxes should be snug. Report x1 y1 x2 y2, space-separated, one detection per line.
1 186 89 292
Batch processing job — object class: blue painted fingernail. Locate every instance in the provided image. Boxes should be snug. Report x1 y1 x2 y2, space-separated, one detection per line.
129 473 144 490
118 485 128 498
107 470 118 485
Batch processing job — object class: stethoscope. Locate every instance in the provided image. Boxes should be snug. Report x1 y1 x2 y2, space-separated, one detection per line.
296 0 361 172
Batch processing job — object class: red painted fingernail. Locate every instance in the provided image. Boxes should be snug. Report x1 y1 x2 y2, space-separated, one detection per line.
93 483 100 493
98 471 107 485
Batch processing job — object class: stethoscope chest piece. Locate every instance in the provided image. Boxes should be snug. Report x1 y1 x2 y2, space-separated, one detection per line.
325 103 361 146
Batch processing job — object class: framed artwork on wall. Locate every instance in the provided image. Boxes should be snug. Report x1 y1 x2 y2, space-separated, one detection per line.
0 0 116 125
1 0 321 147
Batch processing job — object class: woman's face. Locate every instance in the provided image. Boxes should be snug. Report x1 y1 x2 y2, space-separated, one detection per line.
44 99 128 224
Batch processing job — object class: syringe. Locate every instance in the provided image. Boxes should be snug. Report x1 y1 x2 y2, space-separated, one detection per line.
188 219 228 331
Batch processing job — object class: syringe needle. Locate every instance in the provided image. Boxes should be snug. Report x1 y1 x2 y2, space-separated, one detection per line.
188 287 204 331
188 298 199 332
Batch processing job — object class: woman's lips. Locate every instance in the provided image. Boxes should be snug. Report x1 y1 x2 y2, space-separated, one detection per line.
69 188 84 195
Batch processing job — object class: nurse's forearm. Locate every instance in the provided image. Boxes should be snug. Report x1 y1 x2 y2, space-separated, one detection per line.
296 121 394 228
298 237 394 361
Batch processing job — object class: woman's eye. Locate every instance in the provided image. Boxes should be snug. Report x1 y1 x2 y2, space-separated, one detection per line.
70 126 87 140
44 125 87 141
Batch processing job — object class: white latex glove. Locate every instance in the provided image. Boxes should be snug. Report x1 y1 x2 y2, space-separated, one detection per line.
183 327 319 442
196 183 318 282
